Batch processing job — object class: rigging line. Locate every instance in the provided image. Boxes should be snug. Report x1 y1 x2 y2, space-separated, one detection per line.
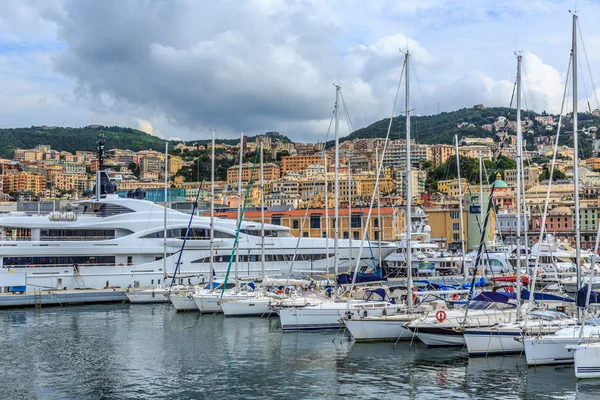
577 20 599 110
521 62 539 113
349 54 405 288
577 51 591 113
339 89 355 134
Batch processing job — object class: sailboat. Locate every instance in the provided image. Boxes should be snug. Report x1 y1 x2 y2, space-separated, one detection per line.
278 85 398 331
463 53 579 356
343 50 464 341
522 12 600 366
221 138 275 316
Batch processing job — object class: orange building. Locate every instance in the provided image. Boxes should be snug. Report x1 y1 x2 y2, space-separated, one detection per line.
210 207 400 241
280 154 331 175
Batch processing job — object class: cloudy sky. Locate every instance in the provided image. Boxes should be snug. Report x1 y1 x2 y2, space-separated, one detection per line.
1 0 599 143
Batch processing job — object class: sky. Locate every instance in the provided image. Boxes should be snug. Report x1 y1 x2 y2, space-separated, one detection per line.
1 0 599 143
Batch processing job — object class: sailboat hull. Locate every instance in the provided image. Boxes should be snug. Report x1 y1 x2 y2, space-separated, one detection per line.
343 316 415 341
169 294 199 311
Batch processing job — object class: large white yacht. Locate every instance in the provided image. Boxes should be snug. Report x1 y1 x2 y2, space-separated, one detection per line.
0 186 397 292
0 193 397 291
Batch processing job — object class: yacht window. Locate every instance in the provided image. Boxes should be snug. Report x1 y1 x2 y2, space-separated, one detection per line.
97 204 134 217
214 230 235 239
4 255 115 267
41 229 115 240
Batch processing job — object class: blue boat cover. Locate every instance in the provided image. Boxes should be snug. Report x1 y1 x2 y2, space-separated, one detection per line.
336 273 387 285
472 291 516 303
521 289 574 303
576 286 600 308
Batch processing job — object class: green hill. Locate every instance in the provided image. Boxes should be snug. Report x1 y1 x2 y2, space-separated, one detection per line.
333 106 600 158
0 126 167 158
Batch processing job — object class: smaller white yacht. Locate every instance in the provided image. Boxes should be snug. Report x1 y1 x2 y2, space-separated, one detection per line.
278 288 398 331
566 342 600 379
407 292 518 347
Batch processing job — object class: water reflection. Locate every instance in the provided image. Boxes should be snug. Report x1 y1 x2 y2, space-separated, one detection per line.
1 305 600 400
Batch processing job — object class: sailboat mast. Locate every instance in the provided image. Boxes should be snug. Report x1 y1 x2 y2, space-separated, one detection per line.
516 53 523 319
334 85 340 295
348 150 352 263
479 156 483 231
454 135 466 277
209 129 215 290
236 131 244 284
376 147 382 266
573 13 581 290
260 139 265 279
163 142 168 282
324 142 329 266
405 50 413 311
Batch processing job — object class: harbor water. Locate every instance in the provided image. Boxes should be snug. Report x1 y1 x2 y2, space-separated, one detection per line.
2 304 600 399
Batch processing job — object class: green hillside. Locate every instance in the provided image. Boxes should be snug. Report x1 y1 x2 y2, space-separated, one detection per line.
331 106 600 159
0 126 167 158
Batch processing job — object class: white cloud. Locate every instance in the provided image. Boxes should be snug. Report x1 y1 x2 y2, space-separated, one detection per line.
0 0 599 143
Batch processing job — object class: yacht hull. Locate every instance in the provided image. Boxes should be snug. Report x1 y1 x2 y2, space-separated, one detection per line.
221 299 271 316
169 294 199 311
569 345 600 379
279 303 394 331
463 328 523 355
343 316 415 341
414 327 465 347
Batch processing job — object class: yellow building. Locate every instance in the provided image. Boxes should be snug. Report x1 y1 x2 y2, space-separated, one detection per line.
168 155 183 175
585 158 600 171
430 145 455 167
437 179 468 197
458 145 493 160
3 172 46 194
504 166 540 188
426 208 468 250
227 162 281 185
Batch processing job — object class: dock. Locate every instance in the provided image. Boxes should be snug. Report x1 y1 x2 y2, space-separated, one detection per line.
0 288 129 308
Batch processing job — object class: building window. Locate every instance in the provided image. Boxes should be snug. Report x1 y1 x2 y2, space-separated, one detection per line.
303 232 308 237
292 220 299 229
343 231 349 239
452 223 460 231
452 233 460 241
353 231 359 240
271 216 281 226
373 218 379 228
374 231 380 240
310 215 321 229
351 215 362 228
450 211 460 219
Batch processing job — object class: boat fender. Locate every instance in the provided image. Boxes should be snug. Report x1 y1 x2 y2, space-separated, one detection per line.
412 287 418 304
152 291 155 298
363 310 368 318
435 310 447 323
28 265 35 268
